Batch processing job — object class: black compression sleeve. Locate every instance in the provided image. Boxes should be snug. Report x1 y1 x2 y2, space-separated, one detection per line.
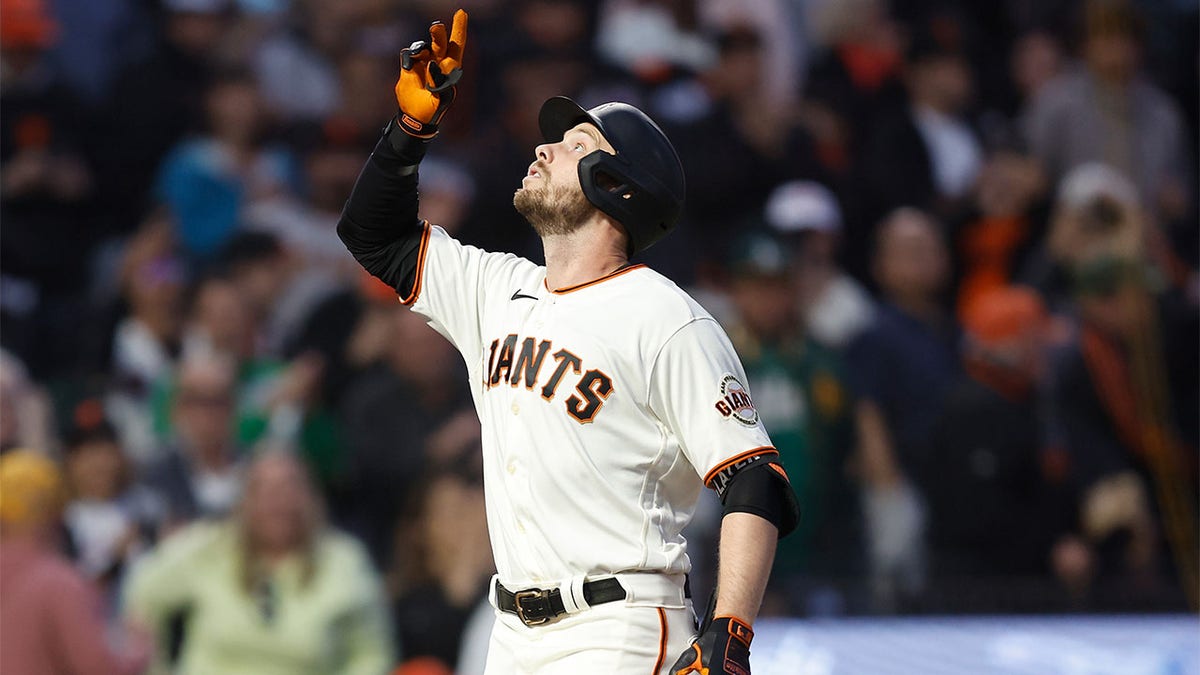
720 462 800 538
336 118 433 297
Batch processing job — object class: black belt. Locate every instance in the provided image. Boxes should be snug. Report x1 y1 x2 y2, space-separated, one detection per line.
496 578 626 626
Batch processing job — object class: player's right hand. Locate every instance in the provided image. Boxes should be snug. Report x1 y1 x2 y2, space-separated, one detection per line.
670 615 753 675
394 9 468 138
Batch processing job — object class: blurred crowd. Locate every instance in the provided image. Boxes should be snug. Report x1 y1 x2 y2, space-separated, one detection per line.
0 0 1197 672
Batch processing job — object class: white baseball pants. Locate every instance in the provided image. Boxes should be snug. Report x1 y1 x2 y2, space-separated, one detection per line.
482 601 696 674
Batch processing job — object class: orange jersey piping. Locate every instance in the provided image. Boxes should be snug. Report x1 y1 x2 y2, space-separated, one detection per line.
399 221 432 306
544 264 647 295
703 446 779 487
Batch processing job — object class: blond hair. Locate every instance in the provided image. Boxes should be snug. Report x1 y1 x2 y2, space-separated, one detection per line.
0 449 63 527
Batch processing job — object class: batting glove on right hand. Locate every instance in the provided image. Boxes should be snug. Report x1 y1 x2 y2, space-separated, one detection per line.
670 615 753 675
393 8 468 138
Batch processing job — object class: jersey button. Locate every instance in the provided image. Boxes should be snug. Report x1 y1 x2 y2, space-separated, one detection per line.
506 462 516 475
511 403 520 415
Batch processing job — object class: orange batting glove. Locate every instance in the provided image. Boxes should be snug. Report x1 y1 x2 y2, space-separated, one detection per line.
394 9 468 138
670 616 754 675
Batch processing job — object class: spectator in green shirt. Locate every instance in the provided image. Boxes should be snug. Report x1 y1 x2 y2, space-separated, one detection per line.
724 231 858 614
124 450 394 675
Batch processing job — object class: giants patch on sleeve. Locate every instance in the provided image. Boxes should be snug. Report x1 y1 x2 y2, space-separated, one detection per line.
714 375 759 427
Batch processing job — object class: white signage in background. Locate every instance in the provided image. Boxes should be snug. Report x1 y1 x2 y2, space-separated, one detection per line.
749 615 1200 675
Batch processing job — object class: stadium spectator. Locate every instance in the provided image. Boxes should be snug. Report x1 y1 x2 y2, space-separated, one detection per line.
764 180 874 350
244 124 368 272
390 414 491 671
723 231 857 614
283 271 389 424
1010 29 1066 109
414 156 478 237
97 0 230 232
251 0 356 122
0 349 58 455
106 219 187 465
1044 249 1198 608
61 411 162 593
339 306 470 566
594 0 713 99
217 231 347 487
954 149 1050 315
801 0 904 176
156 69 295 261
183 272 259 361
699 0 805 107
141 351 245 529
330 49 404 137
0 0 98 379
172 272 331 456
1021 0 1193 228
479 0 594 109
925 287 1076 610
848 207 960 611
347 0 413 61
859 16 984 228
668 24 824 275
220 232 291 333
0 450 152 675
124 451 394 674
1028 162 1194 314
45 0 155 104
218 230 331 359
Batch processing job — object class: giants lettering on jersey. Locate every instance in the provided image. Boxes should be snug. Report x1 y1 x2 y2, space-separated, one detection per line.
484 334 614 423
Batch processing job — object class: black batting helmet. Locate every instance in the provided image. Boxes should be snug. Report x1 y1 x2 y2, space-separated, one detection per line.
538 97 685 255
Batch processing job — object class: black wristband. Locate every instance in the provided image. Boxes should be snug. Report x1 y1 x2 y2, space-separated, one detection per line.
380 116 434 170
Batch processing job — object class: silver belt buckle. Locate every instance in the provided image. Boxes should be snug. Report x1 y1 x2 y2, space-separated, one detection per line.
514 588 552 626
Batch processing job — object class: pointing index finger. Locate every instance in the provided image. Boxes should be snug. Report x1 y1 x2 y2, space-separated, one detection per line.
448 9 468 62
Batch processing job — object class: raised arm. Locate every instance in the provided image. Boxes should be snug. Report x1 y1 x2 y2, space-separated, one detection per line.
336 9 467 300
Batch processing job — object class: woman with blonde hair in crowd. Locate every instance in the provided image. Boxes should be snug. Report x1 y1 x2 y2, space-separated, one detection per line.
123 450 394 675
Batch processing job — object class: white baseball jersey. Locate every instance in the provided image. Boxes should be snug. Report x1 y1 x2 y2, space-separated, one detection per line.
406 224 778 589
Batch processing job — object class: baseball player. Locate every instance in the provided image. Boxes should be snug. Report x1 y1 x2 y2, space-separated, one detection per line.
337 10 799 674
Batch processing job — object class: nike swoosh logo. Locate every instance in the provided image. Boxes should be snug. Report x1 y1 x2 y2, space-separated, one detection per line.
511 291 538 301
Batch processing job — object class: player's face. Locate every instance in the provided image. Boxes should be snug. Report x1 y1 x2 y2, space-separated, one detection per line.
514 122 613 236
523 122 613 193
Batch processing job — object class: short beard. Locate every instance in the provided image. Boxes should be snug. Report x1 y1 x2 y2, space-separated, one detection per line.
514 183 597 237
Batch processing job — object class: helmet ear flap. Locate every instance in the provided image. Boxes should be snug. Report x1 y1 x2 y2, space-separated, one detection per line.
577 151 677 255
591 167 635 201
578 152 640 252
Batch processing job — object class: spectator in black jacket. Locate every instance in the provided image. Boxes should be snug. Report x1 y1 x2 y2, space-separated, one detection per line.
94 0 230 233
859 18 983 231
926 286 1076 611
0 0 98 379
